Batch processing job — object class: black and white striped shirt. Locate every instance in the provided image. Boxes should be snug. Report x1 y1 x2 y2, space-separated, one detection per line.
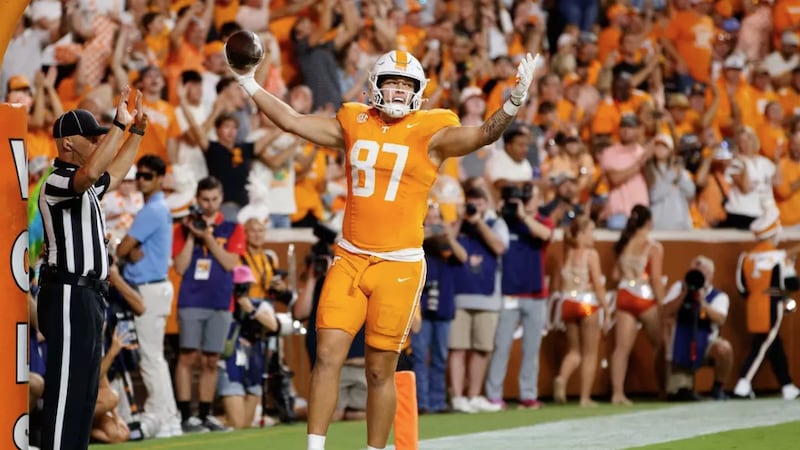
39 159 111 280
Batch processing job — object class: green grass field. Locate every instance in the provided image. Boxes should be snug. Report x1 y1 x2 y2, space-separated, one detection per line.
634 420 800 450
90 402 667 450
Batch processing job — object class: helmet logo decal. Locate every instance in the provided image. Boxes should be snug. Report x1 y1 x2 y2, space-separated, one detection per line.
393 51 409 71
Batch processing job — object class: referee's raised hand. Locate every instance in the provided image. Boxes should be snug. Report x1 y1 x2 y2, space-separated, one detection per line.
115 86 137 126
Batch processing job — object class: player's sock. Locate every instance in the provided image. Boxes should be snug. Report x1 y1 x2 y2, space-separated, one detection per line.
307 434 326 450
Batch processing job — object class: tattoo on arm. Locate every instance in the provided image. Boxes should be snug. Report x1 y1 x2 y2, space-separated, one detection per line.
480 108 515 146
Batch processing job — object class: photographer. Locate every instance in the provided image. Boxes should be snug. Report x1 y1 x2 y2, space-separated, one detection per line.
485 182 554 410
448 187 509 413
663 256 733 401
539 173 584 227
218 265 288 430
412 201 467 414
292 225 368 422
172 176 246 432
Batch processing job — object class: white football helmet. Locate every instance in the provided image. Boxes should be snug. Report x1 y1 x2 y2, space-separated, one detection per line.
368 50 427 118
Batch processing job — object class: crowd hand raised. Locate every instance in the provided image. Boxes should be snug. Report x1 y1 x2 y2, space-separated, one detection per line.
509 53 545 107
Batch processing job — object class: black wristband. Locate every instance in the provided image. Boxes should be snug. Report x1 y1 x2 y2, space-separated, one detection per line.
112 119 127 131
129 126 145 136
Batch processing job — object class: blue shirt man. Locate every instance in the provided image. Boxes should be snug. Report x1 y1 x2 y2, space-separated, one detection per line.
116 155 181 435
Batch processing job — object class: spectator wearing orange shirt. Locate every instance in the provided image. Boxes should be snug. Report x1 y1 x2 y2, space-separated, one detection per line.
750 64 779 124
136 66 181 164
773 0 800 49
777 67 800 120
774 132 800 229
764 32 800 89
714 53 760 136
598 3 632 65
166 0 214 105
757 102 788 160
661 0 715 90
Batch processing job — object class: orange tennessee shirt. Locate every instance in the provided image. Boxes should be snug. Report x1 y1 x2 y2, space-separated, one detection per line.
775 158 800 226
336 103 460 251
663 10 714 84
136 95 181 162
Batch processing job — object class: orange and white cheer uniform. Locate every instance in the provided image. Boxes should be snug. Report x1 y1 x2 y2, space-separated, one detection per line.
616 243 657 317
560 251 600 322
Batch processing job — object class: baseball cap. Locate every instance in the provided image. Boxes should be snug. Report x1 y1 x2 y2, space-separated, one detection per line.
689 83 706 97
654 133 674 150
459 86 484 104
204 41 225 57
620 114 639 127
578 31 598 45
723 53 746 70
667 93 690 109
721 18 740 33
782 31 800 47
52 109 110 139
712 145 733 160
7 75 31 92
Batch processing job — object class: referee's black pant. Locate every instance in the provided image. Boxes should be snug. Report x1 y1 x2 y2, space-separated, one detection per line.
38 281 107 450
738 297 792 386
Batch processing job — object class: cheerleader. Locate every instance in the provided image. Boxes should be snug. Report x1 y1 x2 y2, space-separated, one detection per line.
610 204 666 405
554 217 609 407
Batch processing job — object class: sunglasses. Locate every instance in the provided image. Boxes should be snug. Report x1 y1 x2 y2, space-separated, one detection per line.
135 171 155 181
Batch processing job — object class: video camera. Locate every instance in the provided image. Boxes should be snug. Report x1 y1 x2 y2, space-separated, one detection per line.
306 223 337 278
500 183 534 219
187 204 208 230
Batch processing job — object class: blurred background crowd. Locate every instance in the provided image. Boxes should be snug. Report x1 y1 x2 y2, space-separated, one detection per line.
10 0 800 446
11 0 800 235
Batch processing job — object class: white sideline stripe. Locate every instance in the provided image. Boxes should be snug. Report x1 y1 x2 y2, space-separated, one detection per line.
387 399 800 450
54 285 72 450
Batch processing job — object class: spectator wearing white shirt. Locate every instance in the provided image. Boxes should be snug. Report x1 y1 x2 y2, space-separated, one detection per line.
765 32 800 89
103 167 144 246
485 126 534 203
721 127 778 229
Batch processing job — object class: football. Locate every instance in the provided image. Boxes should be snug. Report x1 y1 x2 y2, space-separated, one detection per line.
225 30 265 72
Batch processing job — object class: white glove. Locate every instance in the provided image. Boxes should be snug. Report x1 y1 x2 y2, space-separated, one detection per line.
226 46 261 96
504 53 544 115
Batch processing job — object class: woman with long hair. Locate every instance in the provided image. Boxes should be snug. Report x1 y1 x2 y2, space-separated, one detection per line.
553 216 608 407
610 204 666 405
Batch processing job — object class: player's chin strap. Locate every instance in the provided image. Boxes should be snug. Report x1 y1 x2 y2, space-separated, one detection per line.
231 67 260 97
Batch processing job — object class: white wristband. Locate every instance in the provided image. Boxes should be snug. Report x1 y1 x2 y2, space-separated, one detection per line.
239 76 260 97
503 99 521 116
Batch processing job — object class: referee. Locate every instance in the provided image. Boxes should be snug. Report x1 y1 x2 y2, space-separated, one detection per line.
37 88 147 450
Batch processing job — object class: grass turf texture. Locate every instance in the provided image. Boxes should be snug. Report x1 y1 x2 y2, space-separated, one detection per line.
632 420 800 450
89 402 667 450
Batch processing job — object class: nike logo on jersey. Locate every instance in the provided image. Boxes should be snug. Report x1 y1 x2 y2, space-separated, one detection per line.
397 277 412 283
406 123 419 128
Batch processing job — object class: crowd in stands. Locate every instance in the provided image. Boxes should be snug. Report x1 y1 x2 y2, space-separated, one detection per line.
11 0 800 445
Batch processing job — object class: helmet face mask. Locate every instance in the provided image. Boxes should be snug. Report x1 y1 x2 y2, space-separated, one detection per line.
369 50 427 118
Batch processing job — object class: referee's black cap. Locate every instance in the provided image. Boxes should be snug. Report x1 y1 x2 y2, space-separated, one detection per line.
52 109 110 139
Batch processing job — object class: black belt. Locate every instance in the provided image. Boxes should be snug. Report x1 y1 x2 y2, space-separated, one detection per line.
40 269 109 295
134 278 167 287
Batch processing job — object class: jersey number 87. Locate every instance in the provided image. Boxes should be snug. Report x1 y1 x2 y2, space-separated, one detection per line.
350 139 410 202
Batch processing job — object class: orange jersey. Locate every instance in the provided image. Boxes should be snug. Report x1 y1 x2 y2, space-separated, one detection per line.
736 241 797 333
336 103 460 252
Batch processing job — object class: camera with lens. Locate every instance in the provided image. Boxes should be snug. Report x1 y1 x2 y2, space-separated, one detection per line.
268 269 295 305
500 183 533 220
306 223 337 278
679 134 703 174
187 204 208 230
677 268 706 325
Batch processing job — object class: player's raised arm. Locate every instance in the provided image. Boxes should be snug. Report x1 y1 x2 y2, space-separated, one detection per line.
226 31 345 149
430 53 545 159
